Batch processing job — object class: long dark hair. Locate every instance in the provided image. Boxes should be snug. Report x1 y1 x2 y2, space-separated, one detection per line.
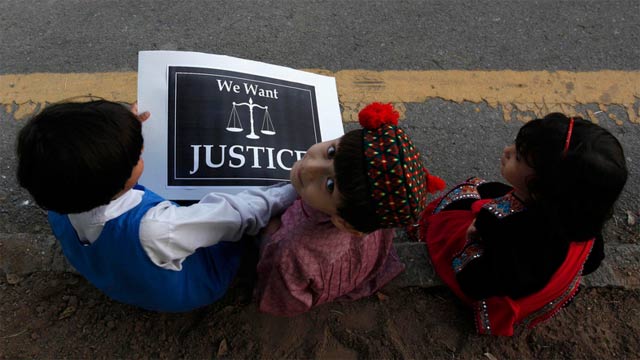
17 100 143 214
516 113 627 241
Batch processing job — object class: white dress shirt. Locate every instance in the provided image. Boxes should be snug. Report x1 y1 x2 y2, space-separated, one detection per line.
68 183 297 271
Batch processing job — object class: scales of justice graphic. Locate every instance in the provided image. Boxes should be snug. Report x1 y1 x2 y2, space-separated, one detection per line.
226 97 276 139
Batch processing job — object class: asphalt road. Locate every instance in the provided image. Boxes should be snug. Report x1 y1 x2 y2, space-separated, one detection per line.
1 0 638 73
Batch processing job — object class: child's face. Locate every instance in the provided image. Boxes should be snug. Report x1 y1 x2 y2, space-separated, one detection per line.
290 138 344 216
501 144 535 200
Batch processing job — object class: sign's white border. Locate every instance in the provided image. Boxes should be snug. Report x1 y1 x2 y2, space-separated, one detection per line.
137 51 343 200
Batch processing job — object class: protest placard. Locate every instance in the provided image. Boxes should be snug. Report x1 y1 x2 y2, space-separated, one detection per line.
138 51 343 200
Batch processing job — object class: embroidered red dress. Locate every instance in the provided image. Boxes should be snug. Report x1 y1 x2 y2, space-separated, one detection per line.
255 199 405 317
420 177 599 336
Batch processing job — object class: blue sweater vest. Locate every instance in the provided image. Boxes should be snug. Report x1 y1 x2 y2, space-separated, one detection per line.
48 185 243 312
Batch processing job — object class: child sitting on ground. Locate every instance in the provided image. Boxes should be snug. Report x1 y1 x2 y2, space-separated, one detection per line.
419 113 628 336
16 99 296 312
255 102 445 316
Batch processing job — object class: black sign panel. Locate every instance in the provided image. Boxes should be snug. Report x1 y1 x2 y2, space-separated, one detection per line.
168 66 321 186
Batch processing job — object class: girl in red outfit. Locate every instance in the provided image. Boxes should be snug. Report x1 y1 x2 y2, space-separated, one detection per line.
420 113 628 336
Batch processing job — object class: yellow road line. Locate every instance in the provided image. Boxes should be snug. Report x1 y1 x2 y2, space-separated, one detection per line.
1 70 639 123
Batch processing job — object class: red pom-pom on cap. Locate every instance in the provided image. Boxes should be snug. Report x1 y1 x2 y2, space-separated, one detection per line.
426 173 446 194
358 102 399 129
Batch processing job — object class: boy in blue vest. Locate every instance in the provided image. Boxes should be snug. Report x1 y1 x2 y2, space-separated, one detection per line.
16 99 296 312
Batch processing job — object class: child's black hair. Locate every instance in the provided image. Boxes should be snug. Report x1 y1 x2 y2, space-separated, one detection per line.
333 129 380 233
516 112 627 241
17 100 143 214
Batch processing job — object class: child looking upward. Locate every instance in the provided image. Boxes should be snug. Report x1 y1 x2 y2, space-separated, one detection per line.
255 102 445 316
16 100 296 312
420 113 628 336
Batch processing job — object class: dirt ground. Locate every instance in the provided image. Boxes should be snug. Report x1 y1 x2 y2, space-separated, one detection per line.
1 268 639 360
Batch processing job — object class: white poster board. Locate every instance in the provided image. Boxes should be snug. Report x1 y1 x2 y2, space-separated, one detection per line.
137 51 343 200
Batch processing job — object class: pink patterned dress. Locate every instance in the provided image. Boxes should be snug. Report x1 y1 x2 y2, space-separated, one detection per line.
255 199 405 316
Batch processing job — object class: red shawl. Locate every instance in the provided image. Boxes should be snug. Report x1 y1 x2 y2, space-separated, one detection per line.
420 198 593 336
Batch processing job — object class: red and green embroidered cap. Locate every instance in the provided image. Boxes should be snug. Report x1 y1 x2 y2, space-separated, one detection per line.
359 102 445 227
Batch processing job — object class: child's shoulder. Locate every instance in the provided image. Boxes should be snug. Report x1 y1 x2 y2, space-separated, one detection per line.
433 177 512 214
480 192 527 220
446 177 512 199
